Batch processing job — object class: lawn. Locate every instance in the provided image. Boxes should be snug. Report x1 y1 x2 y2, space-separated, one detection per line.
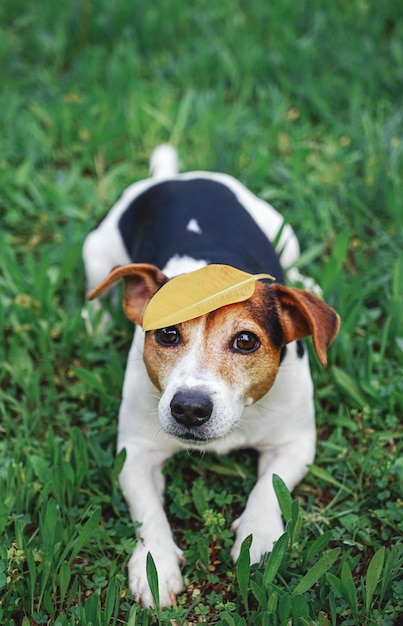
0 0 402 624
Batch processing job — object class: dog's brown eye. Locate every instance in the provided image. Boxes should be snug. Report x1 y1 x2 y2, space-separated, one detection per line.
232 331 260 354
155 327 180 346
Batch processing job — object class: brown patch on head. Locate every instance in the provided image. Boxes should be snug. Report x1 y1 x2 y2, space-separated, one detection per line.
143 283 284 403
142 279 339 407
143 321 194 391
203 301 283 402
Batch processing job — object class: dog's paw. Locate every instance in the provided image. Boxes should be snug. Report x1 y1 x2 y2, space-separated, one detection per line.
128 541 184 608
81 300 113 336
286 267 323 297
231 513 284 564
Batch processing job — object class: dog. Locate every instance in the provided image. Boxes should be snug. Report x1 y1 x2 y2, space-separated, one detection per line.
83 144 340 608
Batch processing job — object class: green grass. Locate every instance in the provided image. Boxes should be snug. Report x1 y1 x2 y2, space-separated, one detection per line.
1 0 402 623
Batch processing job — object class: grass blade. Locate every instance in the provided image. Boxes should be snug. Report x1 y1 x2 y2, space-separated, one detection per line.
380 544 403 604
191 481 209 516
70 367 109 401
293 548 341 594
326 572 344 598
236 535 252 613
67 508 101 566
365 546 385 616
331 366 367 408
146 552 160 613
287 498 302 544
58 561 71 610
341 561 358 621
263 532 288 586
272 474 292 522
308 464 355 496
104 576 120 625
304 530 333 566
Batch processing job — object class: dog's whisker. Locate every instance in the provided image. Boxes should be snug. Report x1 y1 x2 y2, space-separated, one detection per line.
254 402 278 415
155 425 165 438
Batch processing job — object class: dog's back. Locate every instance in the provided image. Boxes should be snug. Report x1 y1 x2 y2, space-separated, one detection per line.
83 145 303 293
117 176 285 280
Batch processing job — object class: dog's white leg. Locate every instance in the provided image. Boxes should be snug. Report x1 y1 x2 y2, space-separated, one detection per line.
231 433 316 564
117 333 183 608
119 443 184 607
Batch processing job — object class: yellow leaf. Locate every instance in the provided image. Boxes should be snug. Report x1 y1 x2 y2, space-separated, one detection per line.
142 264 275 330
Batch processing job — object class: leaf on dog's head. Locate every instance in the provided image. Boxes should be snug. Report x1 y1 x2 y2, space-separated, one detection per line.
142 264 275 331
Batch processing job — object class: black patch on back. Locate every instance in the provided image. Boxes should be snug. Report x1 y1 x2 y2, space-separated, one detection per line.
118 178 285 281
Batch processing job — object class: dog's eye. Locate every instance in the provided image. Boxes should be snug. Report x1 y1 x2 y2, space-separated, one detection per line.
232 331 260 354
155 327 180 346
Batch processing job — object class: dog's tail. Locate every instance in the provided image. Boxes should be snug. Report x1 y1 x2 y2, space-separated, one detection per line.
149 144 179 179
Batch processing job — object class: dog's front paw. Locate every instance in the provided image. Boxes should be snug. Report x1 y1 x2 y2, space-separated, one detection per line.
231 512 284 564
128 541 184 608
81 300 113 336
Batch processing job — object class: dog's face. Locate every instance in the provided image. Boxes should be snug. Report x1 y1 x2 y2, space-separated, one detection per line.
88 263 340 444
143 288 283 442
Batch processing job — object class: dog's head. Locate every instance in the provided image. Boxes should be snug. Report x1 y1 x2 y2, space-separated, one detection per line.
89 263 340 443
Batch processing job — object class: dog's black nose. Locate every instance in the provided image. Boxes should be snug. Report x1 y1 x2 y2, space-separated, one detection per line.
170 391 213 428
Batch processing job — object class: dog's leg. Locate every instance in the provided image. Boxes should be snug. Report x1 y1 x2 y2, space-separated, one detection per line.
119 443 184 607
231 432 316 564
117 334 183 608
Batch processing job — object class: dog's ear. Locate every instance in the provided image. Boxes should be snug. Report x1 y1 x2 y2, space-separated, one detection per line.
88 263 167 325
271 284 340 366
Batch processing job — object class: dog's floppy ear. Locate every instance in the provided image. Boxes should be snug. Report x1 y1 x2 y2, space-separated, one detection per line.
271 284 340 366
88 263 167 325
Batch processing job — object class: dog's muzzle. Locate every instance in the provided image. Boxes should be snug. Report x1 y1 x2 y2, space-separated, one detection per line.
160 382 240 443
170 390 213 429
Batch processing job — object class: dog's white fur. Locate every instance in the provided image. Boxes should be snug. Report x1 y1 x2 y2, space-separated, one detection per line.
83 146 337 607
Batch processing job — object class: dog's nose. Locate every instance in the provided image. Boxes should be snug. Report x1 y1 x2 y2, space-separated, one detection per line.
170 391 213 428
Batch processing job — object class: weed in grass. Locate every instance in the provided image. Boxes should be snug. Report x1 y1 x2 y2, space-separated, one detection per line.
1 0 402 624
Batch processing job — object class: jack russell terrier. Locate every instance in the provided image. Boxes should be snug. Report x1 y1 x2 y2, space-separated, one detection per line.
83 144 340 608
